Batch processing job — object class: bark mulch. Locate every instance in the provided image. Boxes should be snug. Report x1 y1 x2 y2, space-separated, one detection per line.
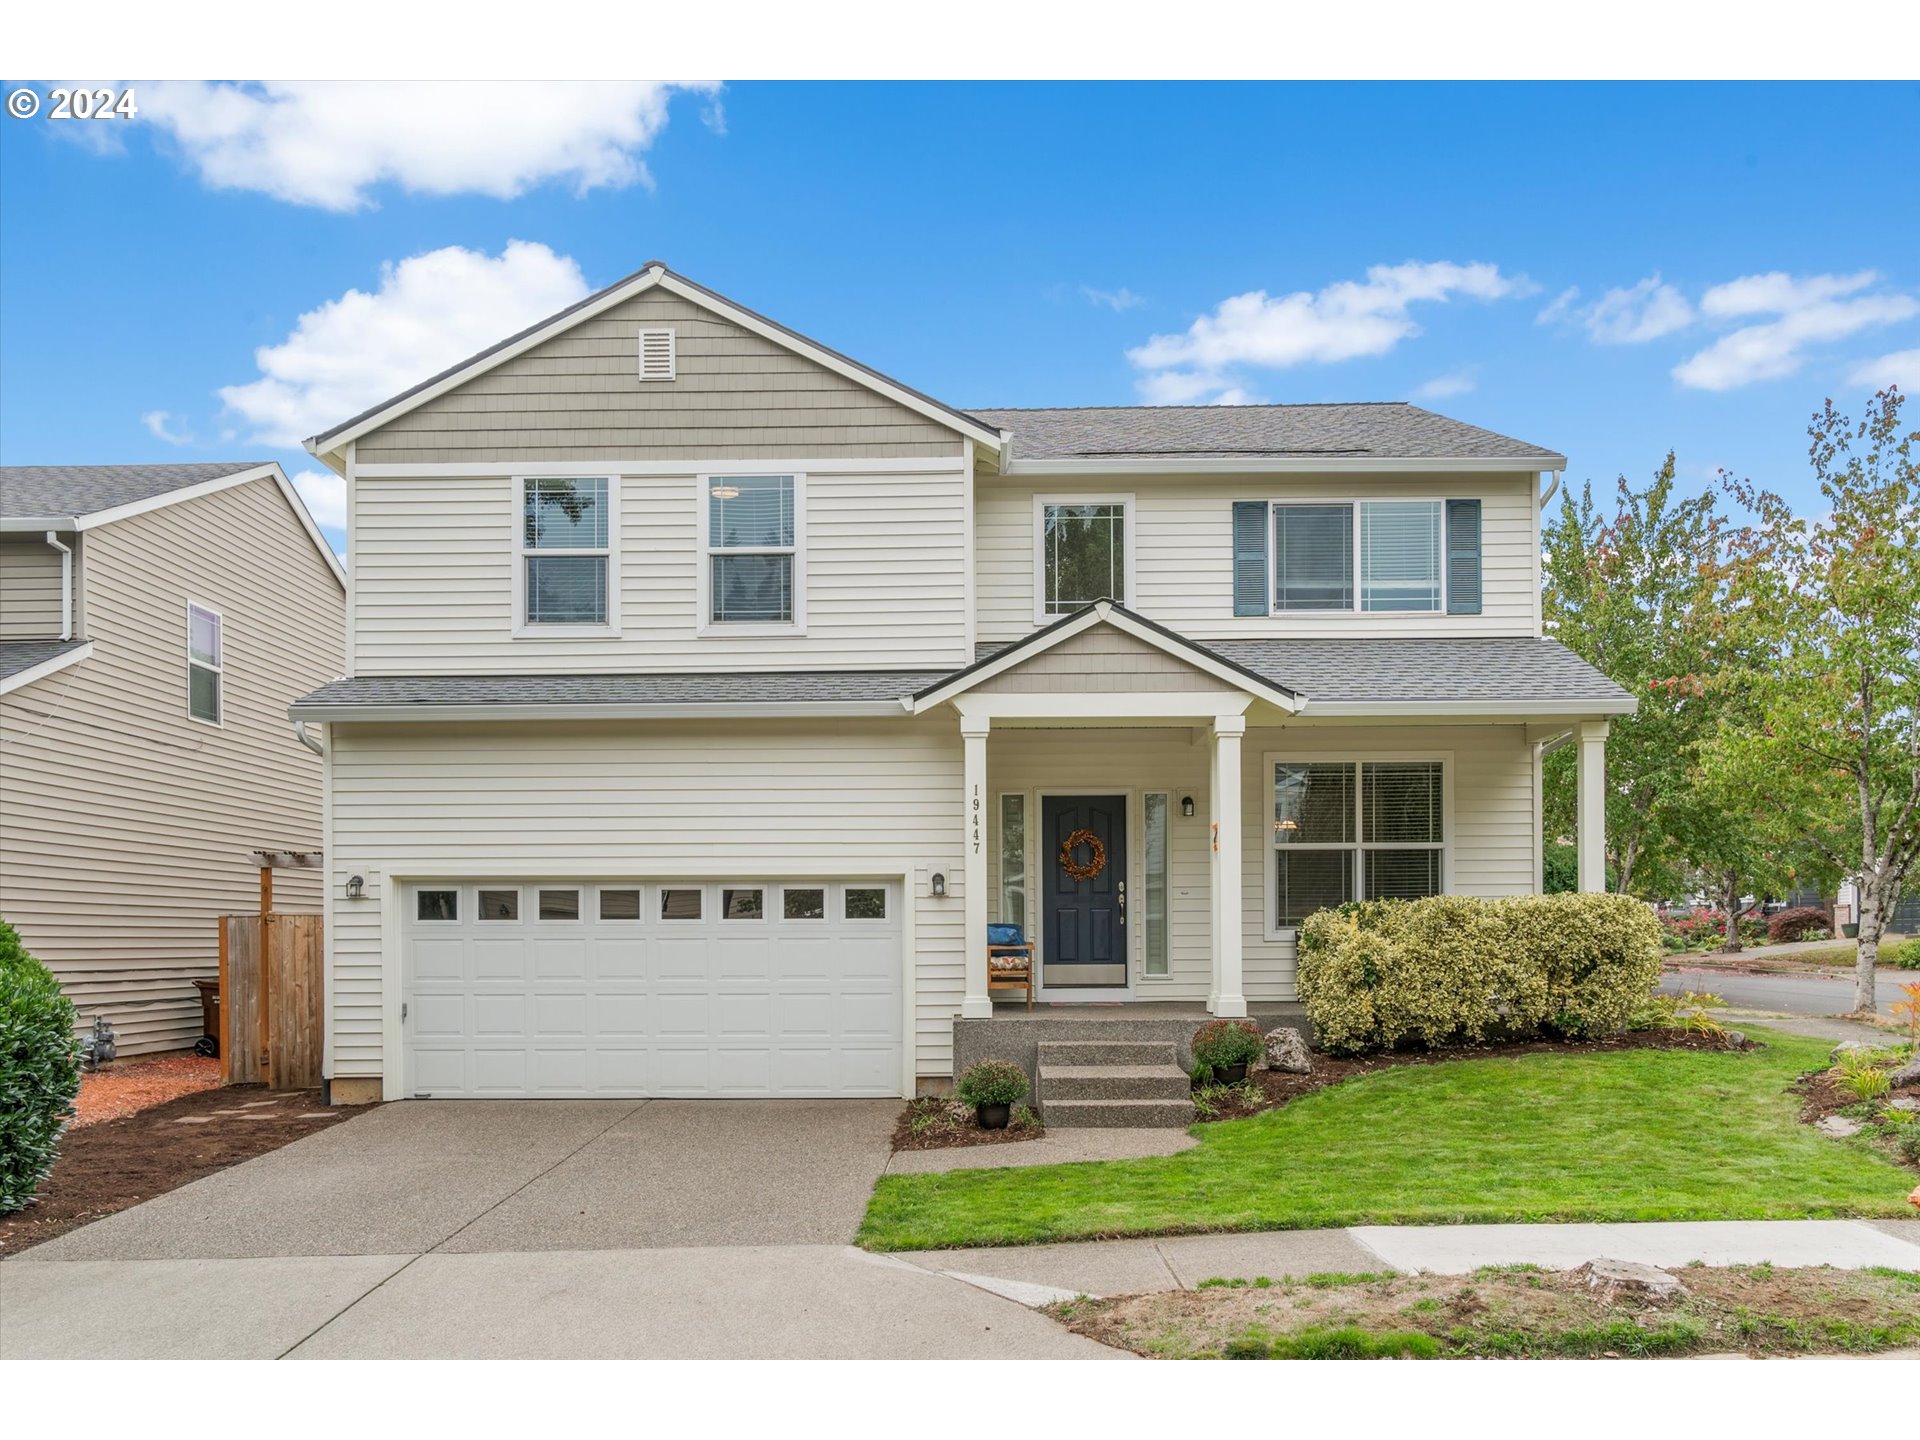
891 1097 1044 1152
0 1084 356 1255
1194 1028 1753 1123
72 1052 222 1128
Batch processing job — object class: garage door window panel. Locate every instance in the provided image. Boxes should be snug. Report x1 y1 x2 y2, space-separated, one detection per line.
477 889 519 921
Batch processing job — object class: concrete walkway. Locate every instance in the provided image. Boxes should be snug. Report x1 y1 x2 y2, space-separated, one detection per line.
900 1218 1920 1304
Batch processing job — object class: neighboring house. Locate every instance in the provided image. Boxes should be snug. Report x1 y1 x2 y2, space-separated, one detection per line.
290 261 1632 1104
0 463 346 1053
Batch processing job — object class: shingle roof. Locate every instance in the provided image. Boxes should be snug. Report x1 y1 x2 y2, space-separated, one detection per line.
973 632 1630 706
293 637 1628 715
969 404 1563 464
0 638 88 684
0 463 268 520
292 669 949 713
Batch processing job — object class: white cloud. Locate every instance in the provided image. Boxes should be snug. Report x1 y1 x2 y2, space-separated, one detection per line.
1412 371 1476 400
141 409 193 444
1081 285 1145 312
218 241 591 447
1845 348 1920 391
1581 276 1695 344
129 81 718 210
1537 275 1694 344
1127 261 1528 403
290 469 347 537
1673 270 1918 391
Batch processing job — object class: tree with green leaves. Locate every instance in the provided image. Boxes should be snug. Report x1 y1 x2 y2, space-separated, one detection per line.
1542 452 1741 899
1720 388 1920 1011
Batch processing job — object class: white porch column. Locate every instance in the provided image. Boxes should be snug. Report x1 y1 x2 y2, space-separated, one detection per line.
1210 714 1248 1019
959 717 993 1018
1575 720 1610 893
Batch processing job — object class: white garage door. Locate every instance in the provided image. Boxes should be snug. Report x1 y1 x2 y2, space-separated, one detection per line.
403 880 901 1098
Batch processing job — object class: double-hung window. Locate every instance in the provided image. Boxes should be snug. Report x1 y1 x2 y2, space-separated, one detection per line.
705 474 800 628
1270 500 1443 614
519 477 613 630
186 602 222 724
1268 758 1446 932
1037 496 1130 619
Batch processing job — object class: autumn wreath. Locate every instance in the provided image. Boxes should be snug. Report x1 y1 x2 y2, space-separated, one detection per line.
1058 827 1107 882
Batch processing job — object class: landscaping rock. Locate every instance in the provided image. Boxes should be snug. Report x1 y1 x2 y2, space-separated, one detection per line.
1830 1041 1877 1063
1887 1059 1920 1088
1818 1115 1864 1138
1263 1026 1313 1074
1888 1097 1918 1112
1723 1030 1747 1047
1576 1257 1685 1301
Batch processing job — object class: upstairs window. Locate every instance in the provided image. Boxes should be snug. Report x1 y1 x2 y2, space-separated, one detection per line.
187 602 222 724
1271 500 1443 614
519 477 611 629
1039 497 1130 619
706 474 799 627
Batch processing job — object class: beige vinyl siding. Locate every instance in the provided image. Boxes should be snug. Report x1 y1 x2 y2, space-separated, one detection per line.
324 717 966 1082
973 625 1242 696
351 465 971 673
978 474 1539 643
356 290 965 465
987 722 1537 1002
0 480 344 1054
0 537 64 639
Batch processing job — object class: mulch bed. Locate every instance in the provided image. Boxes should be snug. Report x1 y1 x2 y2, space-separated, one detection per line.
72 1052 222 1128
0 1084 356 1255
891 1097 1045 1152
1194 1029 1754 1124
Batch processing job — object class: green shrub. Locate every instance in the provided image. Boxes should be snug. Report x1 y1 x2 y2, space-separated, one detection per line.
0 919 81 1214
1882 938 1920 970
1296 892 1664 1054
955 1059 1028 1108
1190 1019 1264 1080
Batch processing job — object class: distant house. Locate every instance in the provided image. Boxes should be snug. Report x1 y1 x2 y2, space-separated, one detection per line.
1 463 346 1053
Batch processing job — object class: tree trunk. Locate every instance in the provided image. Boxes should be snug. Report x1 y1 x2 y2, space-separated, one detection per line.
1718 872 1744 954
1855 879 1883 1015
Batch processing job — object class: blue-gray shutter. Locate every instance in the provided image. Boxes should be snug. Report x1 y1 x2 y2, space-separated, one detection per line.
1445 498 1482 615
1232 501 1268 616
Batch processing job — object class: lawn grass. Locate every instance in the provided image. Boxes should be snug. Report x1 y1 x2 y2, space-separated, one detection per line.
857 1026 1918 1252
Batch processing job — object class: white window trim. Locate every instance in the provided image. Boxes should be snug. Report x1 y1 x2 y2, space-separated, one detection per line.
185 599 223 728
512 475 621 638
1261 751 1455 943
996 791 1028 938
1141 789 1173 980
697 471 807 636
1267 498 1446 617
1033 492 1136 625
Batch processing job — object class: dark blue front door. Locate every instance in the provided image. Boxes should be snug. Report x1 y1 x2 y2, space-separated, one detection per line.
1042 795 1128 990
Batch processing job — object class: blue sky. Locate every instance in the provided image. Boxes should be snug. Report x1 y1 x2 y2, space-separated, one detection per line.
3 81 1915 551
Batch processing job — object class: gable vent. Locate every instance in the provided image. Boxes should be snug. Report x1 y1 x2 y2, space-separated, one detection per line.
638 327 676 382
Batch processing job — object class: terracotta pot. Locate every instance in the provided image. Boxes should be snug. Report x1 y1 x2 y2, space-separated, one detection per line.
976 1102 1011 1130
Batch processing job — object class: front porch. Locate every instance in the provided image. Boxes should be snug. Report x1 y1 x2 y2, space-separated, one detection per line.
953 1001 1313 1092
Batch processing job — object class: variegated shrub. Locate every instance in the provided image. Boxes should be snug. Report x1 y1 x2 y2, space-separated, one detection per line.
1297 892 1663 1054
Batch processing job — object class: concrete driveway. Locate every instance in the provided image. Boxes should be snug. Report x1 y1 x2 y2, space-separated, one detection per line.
1 1099 1120 1360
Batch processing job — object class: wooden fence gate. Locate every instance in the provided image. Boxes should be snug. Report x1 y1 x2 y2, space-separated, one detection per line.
218 913 323 1089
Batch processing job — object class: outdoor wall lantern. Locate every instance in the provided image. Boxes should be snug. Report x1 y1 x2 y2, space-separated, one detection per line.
930 872 948 898
1180 796 1196 818
345 874 366 900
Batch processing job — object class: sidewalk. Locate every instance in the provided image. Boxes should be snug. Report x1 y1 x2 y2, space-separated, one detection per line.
901 1218 1920 1304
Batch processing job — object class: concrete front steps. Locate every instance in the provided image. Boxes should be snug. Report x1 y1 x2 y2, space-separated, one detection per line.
1037 1040 1196 1128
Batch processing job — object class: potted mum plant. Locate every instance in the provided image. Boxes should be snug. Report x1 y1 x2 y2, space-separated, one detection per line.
1191 1019 1264 1085
956 1059 1029 1130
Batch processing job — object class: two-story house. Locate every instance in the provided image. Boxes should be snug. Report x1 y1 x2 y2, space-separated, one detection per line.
289 261 1631 1106
1 462 346 1053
